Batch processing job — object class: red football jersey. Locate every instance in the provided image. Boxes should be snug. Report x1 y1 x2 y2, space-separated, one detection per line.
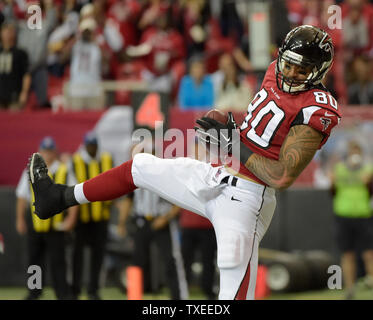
237 61 341 185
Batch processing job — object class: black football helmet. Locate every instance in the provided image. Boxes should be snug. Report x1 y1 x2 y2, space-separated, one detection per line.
276 25 334 93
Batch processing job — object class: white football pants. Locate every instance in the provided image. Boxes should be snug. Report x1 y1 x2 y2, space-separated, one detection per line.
131 153 276 300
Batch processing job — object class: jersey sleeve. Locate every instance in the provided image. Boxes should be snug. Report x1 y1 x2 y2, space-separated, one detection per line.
291 106 341 148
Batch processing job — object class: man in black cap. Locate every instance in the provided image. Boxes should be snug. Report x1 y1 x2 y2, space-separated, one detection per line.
15 136 77 299
70 131 114 299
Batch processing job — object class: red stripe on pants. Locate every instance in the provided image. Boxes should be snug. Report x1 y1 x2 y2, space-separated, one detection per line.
235 264 251 300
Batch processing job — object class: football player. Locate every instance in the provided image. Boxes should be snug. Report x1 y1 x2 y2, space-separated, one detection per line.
28 25 341 300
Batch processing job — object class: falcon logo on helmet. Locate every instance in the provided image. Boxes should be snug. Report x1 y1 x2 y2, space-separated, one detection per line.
276 25 334 93
318 33 332 52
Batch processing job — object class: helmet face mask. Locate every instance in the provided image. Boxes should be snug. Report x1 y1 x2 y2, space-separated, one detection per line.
276 51 316 93
276 25 334 94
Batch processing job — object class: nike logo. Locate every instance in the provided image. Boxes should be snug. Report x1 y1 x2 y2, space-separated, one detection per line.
231 196 242 202
324 111 335 117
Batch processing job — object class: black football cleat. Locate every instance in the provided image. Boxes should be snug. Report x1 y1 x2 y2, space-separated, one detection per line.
28 153 72 219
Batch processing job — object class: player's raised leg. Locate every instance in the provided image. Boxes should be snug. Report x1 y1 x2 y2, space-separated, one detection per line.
28 152 137 219
28 152 217 220
130 153 218 216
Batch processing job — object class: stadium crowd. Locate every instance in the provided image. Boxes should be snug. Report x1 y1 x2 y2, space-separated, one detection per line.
0 0 373 111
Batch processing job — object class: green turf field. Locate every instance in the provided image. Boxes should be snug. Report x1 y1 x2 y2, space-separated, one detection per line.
1 281 372 300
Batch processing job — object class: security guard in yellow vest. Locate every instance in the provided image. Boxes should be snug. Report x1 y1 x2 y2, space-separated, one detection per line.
15 136 78 300
70 131 113 300
330 140 373 299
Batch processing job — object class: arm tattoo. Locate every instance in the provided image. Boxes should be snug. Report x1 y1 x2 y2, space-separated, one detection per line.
245 125 323 189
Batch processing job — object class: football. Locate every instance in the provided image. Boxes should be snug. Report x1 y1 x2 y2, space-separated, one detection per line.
204 109 228 124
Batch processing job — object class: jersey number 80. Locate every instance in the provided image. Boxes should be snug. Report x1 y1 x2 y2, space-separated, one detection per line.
240 89 338 149
240 88 284 148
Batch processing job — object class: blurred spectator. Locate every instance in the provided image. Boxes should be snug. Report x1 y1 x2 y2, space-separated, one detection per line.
301 0 322 26
66 18 105 110
69 131 114 300
341 0 373 44
329 140 373 299
178 54 214 110
179 138 217 300
211 53 253 112
16 0 57 108
204 0 252 73
79 2 95 20
127 5 186 93
15 136 78 300
286 0 305 28
175 0 211 58
47 0 80 77
0 0 27 20
75 1 123 79
107 0 142 49
269 0 291 48
218 0 244 47
347 55 373 104
0 21 31 110
91 0 124 78
342 0 370 57
137 0 168 32
286 0 333 28
96 5 124 54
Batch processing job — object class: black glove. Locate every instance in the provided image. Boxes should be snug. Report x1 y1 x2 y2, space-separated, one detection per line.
195 112 238 155
195 112 254 164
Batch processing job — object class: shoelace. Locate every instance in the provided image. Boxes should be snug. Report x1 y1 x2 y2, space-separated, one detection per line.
35 166 48 179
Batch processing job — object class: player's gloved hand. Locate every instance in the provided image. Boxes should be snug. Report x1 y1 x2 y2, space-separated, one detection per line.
195 112 254 164
195 112 238 155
